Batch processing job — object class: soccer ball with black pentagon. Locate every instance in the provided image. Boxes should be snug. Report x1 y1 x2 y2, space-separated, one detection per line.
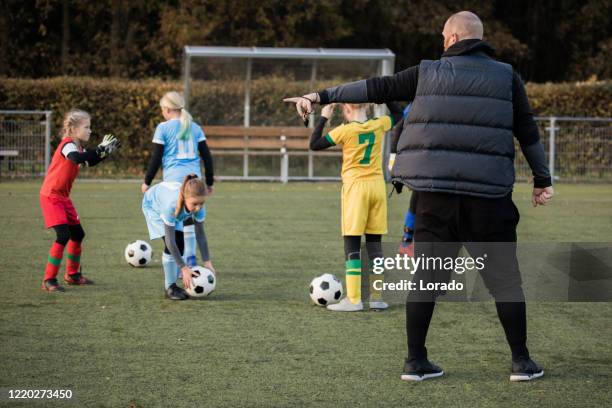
124 240 152 267
185 266 216 298
309 273 343 306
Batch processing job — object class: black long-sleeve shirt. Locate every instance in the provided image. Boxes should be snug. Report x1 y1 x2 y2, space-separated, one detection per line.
319 39 552 188
144 140 214 186
61 142 104 167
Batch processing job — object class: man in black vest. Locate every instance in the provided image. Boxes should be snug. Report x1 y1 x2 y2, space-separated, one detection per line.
285 11 554 382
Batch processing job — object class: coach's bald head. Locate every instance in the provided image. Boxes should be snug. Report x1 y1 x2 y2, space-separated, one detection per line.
442 11 483 51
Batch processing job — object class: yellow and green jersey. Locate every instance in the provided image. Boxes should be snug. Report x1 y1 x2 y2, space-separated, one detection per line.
325 116 394 183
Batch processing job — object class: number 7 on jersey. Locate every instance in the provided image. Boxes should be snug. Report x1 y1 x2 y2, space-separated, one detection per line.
358 132 375 164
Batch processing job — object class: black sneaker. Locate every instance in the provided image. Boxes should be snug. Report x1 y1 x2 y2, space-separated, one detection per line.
165 283 188 300
510 356 544 381
42 278 65 292
400 357 444 382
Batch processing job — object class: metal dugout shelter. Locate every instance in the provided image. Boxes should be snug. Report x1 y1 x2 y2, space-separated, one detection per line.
182 46 396 181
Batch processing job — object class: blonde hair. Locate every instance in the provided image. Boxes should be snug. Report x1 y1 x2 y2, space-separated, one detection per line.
175 174 207 216
62 109 91 137
160 91 192 141
344 103 370 111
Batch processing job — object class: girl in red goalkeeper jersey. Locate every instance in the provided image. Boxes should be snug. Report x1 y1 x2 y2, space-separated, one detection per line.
39 109 120 292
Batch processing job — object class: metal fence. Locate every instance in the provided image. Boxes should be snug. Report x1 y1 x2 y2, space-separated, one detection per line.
0 111 610 182
515 117 612 182
213 116 612 183
0 110 52 178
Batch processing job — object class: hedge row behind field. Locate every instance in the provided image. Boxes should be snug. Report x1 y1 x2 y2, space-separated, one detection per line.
525 81 612 118
0 76 610 176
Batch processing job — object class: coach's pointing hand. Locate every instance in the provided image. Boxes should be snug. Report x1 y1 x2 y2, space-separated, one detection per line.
532 186 554 207
283 93 319 121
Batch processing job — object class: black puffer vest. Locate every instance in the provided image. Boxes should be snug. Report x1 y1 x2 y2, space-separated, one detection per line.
392 51 514 197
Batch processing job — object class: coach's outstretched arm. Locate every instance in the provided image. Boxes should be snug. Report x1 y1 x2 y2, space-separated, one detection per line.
284 67 419 122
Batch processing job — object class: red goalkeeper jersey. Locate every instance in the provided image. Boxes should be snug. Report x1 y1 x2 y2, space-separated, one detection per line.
40 137 82 199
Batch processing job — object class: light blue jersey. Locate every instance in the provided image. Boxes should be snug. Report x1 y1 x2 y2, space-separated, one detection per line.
142 181 206 240
153 119 206 183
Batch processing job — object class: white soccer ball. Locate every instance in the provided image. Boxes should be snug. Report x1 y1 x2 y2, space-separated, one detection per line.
185 266 216 298
124 240 153 267
309 273 343 306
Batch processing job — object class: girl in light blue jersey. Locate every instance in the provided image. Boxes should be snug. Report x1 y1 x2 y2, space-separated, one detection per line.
142 91 215 269
142 174 213 300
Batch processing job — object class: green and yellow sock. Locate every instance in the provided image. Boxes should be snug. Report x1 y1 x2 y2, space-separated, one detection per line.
345 259 362 304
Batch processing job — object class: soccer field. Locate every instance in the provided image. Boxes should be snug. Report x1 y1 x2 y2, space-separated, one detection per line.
0 181 611 407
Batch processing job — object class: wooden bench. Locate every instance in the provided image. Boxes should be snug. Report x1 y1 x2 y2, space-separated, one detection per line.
0 149 19 178
0 150 18 157
203 125 342 152
202 126 341 181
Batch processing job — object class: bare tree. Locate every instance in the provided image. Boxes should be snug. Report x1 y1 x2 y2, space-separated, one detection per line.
61 0 69 73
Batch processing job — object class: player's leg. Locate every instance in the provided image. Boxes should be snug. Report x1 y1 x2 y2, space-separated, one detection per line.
182 216 197 267
365 234 388 310
162 232 187 300
141 198 185 299
63 224 93 285
174 230 185 283
40 195 71 292
43 224 70 292
364 179 389 309
328 182 367 311
327 235 364 312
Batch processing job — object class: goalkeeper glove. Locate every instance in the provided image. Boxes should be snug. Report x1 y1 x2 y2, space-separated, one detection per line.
96 134 121 158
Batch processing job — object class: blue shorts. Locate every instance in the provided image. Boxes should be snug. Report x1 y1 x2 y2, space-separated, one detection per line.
142 204 184 240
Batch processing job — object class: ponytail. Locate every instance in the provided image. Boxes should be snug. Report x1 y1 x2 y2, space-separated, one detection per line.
178 107 193 141
175 174 207 216
160 91 192 141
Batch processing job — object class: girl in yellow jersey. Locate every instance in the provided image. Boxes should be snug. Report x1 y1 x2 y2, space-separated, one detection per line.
310 102 403 311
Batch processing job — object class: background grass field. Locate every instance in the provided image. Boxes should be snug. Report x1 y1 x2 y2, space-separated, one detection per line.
0 181 611 407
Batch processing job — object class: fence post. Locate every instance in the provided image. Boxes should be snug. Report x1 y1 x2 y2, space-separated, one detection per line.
548 117 557 181
243 139 249 178
308 153 314 179
280 135 288 183
308 60 316 180
243 58 252 179
44 111 52 173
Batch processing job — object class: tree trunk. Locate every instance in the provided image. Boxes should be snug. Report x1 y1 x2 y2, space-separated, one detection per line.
0 0 9 75
61 0 70 73
110 0 121 77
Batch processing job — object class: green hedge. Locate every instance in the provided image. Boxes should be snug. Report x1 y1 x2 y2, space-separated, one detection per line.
0 76 610 176
525 81 612 118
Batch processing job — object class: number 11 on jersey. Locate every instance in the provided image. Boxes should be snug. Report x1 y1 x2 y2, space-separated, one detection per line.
177 138 196 159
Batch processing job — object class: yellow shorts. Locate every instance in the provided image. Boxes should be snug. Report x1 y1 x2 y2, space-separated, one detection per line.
341 179 388 236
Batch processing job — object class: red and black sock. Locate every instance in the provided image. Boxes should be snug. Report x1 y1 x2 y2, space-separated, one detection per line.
66 240 82 276
44 242 65 281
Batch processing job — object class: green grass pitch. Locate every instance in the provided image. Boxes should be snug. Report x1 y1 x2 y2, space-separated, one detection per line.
0 181 611 407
